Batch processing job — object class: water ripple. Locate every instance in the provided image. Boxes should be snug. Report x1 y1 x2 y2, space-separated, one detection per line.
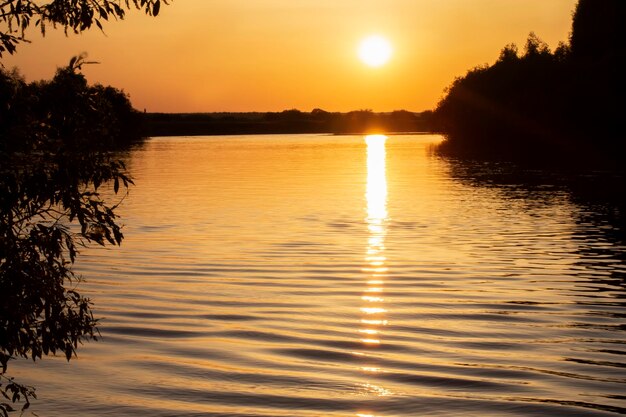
12 135 626 417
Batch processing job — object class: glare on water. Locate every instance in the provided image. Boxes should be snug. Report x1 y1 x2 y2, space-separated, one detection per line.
361 135 389 348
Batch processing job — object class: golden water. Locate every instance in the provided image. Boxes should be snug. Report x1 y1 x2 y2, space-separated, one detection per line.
13 134 626 416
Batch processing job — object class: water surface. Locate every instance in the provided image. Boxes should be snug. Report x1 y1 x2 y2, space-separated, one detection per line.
13 134 626 416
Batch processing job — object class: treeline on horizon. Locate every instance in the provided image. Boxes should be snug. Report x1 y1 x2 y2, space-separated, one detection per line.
142 109 435 136
433 0 626 165
3 0 623 164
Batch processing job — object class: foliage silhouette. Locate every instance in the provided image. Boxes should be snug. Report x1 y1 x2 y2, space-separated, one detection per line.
0 56 140 414
568 0 626 155
143 109 435 137
0 0 167 56
434 0 626 166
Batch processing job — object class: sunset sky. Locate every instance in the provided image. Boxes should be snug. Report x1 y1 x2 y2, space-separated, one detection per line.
3 0 578 113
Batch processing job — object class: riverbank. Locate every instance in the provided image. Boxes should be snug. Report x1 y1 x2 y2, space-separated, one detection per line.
141 109 436 137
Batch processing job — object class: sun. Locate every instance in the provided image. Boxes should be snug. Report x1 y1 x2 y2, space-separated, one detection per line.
358 35 393 68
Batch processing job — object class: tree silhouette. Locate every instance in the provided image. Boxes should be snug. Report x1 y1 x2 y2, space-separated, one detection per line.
569 0 626 153
570 0 626 63
1 2 160 413
0 0 167 55
434 0 626 165
0 56 142 415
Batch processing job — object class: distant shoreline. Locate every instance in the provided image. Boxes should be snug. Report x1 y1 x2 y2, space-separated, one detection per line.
141 110 437 137
332 131 437 136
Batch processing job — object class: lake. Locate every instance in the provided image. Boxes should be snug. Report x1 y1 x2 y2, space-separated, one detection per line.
12 134 626 416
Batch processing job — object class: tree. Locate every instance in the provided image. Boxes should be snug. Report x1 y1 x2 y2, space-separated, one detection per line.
1 1 168 411
569 0 626 148
434 0 626 164
0 54 142 417
498 43 519 63
523 32 550 57
433 32 571 160
0 0 167 56
570 0 626 63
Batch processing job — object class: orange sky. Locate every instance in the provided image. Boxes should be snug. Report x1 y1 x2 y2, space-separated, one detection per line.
1 0 578 113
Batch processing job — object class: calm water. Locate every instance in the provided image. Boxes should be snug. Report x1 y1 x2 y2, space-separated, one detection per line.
13 134 626 416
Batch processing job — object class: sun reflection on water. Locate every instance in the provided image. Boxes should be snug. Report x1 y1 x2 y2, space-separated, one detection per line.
360 134 388 347
365 135 388 222
355 135 394 407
